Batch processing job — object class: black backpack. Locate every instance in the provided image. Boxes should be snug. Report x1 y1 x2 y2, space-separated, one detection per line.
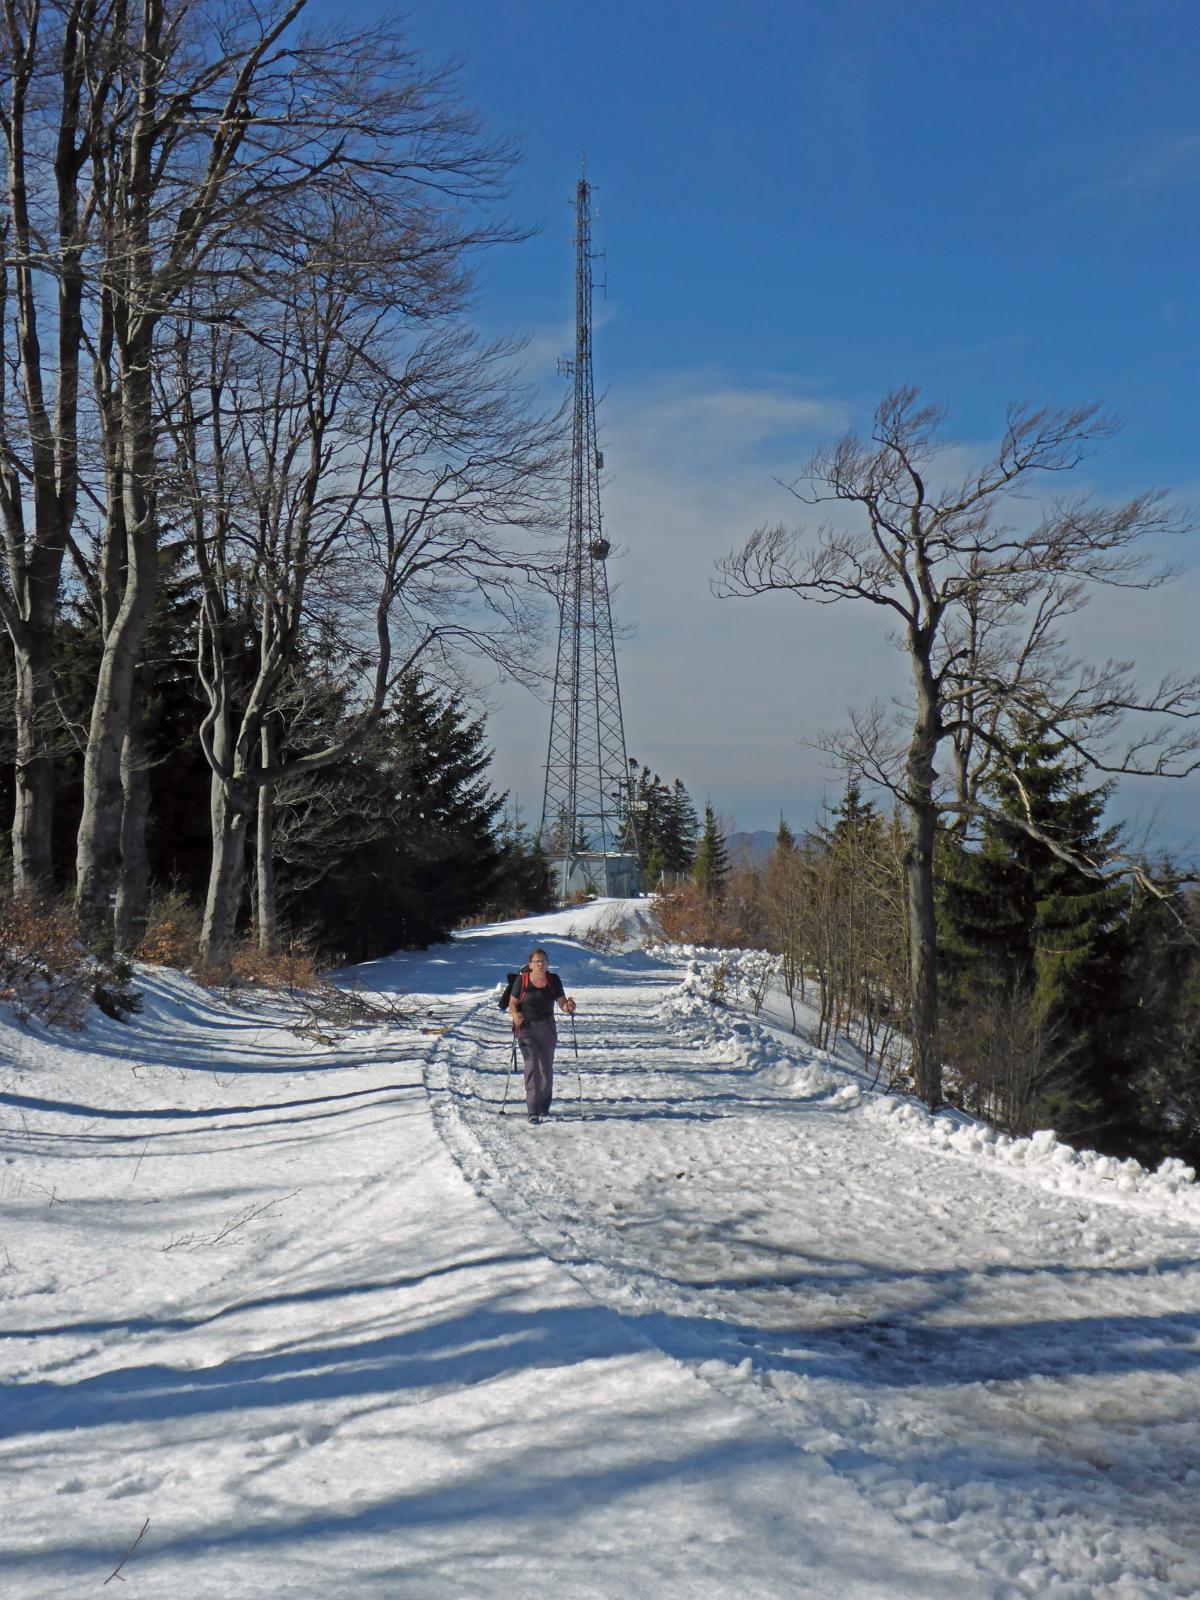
497 969 526 1010
499 968 561 1011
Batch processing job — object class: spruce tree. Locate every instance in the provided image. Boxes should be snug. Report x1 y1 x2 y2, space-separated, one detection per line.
693 805 729 901
1109 876 1200 1166
940 720 1132 1146
299 674 504 957
624 761 698 881
829 779 877 844
485 809 555 921
662 779 699 873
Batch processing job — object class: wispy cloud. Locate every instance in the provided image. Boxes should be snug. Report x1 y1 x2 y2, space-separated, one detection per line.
483 367 866 827
605 373 847 477
486 370 1200 839
1104 134 1200 194
502 303 623 387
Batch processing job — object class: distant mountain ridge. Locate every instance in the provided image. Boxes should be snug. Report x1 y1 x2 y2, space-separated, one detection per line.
729 830 777 864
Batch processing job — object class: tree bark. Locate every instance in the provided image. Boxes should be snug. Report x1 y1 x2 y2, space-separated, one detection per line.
256 724 278 954
74 0 162 942
114 688 151 952
0 1 92 894
201 770 256 978
10 642 56 892
904 649 943 1108
74 393 158 941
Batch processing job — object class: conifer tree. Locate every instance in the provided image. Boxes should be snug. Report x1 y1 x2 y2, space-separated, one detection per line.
663 780 700 873
1113 881 1200 1162
693 805 729 901
485 808 555 921
941 721 1132 1143
829 779 879 843
299 674 504 957
624 761 698 881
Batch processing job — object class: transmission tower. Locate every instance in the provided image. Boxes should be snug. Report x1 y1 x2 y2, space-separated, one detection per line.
539 165 640 902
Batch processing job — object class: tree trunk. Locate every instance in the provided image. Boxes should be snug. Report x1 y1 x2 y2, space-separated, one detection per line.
904 795 940 1107
10 641 56 894
0 5 94 897
256 724 278 953
75 332 158 944
114 688 151 952
201 773 255 976
74 553 155 943
904 649 943 1108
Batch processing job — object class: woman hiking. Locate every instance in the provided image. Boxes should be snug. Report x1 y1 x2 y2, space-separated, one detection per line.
508 948 576 1123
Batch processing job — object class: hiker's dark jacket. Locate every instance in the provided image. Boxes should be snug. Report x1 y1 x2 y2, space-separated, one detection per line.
515 972 564 1026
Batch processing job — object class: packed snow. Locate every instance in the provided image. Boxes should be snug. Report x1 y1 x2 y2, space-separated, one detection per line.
2 900 1199 1597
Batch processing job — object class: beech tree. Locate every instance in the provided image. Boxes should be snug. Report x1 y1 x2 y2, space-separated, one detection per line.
718 388 1199 1107
0 0 526 943
165 266 559 970
0 0 116 892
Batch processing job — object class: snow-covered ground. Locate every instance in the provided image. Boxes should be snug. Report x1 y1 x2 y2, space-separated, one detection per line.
3 901 1199 1597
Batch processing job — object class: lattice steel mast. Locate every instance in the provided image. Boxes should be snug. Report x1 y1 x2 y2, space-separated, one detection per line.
539 165 639 900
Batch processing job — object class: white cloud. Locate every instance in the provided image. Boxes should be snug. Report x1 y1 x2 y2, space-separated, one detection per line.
488 370 890 831
487 373 1200 848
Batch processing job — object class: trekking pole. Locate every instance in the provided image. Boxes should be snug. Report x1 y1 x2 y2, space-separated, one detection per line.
499 1032 517 1116
570 1011 583 1116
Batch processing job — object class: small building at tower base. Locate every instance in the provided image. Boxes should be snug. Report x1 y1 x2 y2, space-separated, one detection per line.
547 850 641 904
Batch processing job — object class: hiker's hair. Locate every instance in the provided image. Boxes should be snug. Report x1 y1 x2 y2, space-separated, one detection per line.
528 948 549 964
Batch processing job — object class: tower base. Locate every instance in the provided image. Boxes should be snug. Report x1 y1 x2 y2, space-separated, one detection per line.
547 851 641 904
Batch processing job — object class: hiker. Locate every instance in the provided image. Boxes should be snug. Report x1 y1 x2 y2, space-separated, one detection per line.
508 948 576 1123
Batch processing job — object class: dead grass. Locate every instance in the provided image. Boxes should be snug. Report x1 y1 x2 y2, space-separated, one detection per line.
226 939 323 991
569 902 633 952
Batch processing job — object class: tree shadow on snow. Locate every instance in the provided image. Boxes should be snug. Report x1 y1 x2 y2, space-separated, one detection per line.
1 1249 539 1344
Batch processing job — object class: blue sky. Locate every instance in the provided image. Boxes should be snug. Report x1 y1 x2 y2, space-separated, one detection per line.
320 0 1199 850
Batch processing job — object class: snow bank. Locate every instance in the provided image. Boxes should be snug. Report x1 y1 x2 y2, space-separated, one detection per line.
651 942 1200 1221
865 1095 1200 1216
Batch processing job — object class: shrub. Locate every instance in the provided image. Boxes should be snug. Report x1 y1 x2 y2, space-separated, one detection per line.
138 888 204 969
226 937 322 992
0 893 140 1027
93 956 143 1022
651 882 745 948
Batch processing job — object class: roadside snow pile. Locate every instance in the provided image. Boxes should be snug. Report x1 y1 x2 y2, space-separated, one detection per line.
650 945 782 1013
654 954 846 1100
865 1094 1200 1215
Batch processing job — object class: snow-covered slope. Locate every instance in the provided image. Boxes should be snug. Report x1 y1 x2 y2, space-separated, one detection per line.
2 902 1198 1597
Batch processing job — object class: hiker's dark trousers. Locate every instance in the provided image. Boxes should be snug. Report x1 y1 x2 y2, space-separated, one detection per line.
517 1018 556 1116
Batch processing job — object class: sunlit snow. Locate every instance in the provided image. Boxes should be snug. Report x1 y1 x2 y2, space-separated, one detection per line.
2 901 1198 1597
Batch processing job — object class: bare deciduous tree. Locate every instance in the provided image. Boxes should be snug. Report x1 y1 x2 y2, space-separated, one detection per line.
59 0 526 944
717 387 1198 1106
0 0 115 891
162 203 560 971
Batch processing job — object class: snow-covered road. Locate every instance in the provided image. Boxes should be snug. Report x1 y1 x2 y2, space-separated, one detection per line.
3 903 1199 1596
